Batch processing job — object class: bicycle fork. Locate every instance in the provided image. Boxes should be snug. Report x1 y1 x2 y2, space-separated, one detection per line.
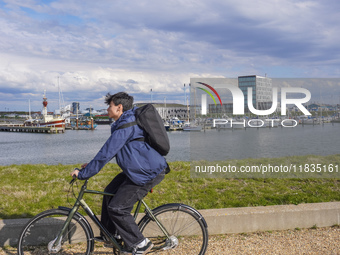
48 180 88 253
48 202 81 253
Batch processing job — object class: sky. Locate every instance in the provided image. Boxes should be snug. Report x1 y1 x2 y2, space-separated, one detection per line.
1 0 340 112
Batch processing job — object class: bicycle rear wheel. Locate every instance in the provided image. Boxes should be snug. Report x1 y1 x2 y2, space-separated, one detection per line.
138 203 208 255
17 209 93 255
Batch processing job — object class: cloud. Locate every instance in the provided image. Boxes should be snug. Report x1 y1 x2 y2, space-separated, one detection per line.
0 0 340 111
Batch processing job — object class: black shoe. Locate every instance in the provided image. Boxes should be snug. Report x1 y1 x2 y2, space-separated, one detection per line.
135 239 154 255
121 239 153 255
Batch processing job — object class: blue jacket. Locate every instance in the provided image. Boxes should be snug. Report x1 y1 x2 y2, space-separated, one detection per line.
78 107 168 185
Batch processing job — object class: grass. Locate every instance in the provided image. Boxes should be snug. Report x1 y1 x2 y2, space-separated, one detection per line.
0 154 339 219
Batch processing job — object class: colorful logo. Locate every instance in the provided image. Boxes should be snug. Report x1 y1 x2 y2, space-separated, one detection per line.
197 82 223 106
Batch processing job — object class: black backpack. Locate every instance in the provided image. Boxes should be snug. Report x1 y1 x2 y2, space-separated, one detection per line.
117 104 170 156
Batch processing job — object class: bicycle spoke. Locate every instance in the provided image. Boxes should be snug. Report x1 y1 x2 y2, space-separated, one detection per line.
139 204 208 255
18 209 92 255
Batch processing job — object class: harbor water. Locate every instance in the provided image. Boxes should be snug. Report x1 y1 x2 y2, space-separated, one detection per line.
190 123 340 161
0 125 189 166
0 123 339 166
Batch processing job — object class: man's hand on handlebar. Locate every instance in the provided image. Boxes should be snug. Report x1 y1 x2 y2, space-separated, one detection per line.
70 163 87 179
70 168 82 184
70 163 88 182
70 168 80 179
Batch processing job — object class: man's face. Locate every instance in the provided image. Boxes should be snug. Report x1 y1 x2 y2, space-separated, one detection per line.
107 101 123 121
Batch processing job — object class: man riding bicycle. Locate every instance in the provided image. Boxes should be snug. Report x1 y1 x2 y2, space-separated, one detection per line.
71 92 168 255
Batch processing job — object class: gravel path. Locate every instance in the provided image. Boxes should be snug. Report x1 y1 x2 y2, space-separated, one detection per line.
207 226 340 255
1 226 339 255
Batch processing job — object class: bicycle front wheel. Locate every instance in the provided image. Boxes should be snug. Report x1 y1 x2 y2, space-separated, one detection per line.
138 203 208 255
17 209 92 255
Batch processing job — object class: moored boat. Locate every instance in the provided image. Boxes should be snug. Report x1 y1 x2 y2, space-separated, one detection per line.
25 91 65 128
182 122 202 131
70 117 97 130
39 91 65 128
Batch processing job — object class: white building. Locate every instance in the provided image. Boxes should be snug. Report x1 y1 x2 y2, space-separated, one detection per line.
238 75 273 112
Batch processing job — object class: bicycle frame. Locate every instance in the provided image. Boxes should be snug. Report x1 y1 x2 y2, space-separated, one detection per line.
50 179 171 252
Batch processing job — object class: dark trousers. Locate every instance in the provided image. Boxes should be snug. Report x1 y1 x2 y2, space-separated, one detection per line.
101 171 165 249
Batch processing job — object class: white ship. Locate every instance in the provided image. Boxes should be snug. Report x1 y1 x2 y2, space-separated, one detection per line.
25 91 65 128
40 91 65 128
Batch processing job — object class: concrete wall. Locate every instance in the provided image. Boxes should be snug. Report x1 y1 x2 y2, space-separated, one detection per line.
199 202 340 235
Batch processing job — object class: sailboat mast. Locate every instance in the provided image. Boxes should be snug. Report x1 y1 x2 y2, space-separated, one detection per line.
58 76 61 113
187 96 189 123
28 99 31 118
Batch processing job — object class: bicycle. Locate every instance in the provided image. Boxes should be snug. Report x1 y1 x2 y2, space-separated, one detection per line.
17 170 209 254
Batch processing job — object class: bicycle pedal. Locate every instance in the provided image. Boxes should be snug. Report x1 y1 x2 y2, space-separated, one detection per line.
94 236 107 242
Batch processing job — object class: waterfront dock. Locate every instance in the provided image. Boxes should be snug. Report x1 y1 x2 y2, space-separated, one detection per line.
0 124 65 133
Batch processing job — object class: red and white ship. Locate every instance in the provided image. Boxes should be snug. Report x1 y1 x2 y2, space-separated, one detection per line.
40 91 65 128
25 91 65 128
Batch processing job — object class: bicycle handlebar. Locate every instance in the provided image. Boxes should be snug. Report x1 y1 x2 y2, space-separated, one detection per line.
69 176 76 185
